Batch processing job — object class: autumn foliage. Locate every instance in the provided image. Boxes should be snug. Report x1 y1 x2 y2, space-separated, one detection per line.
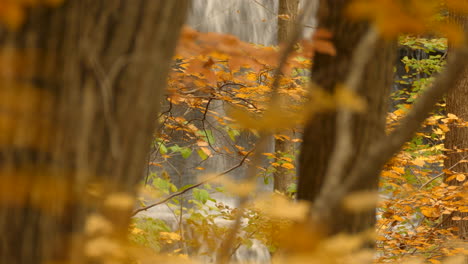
0 0 467 263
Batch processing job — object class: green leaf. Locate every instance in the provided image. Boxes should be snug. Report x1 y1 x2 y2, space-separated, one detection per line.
179 184 194 192
197 149 208 160
180 147 192 159
227 128 240 141
193 189 210 204
287 183 297 194
168 145 181 153
205 130 216 145
215 186 225 193
153 178 171 194
159 144 168 155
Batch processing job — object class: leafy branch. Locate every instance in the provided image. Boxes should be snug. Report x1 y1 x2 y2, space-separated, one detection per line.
132 150 253 216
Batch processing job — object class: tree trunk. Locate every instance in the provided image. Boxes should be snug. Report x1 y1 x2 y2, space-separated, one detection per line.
273 0 300 194
0 1 188 263
297 0 396 235
444 5 468 243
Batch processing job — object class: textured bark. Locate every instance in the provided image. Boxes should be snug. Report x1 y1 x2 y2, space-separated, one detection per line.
297 0 396 235
277 0 300 42
273 135 296 193
273 0 300 194
444 6 468 243
0 1 188 263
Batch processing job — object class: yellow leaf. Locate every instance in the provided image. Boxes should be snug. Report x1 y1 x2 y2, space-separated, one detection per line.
160 232 182 243
263 152 276 158
412 158 425 167
203 175 256 197
201 146 212 157
131 227 144 235
421 206 440 218
438 124 450 132
393 166 405 174
85 237 122 258
281 163 295 169
85 214 113 235
253 193 309 221
447 113 459 120
381 170 404 180
446 174 457 182
393 108 406 117
278 14 291 20
229 107 302 131
104 192 135 210
334 86 367 112
343 191 378 212
456 174 466 182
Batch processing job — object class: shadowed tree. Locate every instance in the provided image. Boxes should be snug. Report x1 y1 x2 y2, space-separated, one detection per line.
298 0 397 235
444 2 468 244
0 1 188 263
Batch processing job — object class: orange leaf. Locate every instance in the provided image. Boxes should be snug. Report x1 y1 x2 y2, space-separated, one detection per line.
421 207 440 218
312 28 333 40
456 174 466 182
278 14 291 20
312 39 336 56
281 163 295 170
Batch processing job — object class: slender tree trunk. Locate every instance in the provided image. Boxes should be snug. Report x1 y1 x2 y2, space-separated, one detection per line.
0 1 188 263
444 5 468 244
297 0 396 235
273 0 300 194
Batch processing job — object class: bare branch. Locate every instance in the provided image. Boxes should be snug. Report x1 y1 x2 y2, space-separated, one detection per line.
216 4 317 262
419 154 468 189
132 150 253 216
313 42 468 219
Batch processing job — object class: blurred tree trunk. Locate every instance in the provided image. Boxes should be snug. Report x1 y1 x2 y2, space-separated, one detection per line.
0 1 188 263
444 6 468 243
297 0 396 235
273 0 299 194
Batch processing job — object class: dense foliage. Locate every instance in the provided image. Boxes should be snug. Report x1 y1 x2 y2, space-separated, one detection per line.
0 0 467 263
129 30 467 263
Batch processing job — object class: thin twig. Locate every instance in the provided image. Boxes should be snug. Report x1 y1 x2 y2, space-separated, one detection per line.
132 150 253 216
216 132 269 264
250 0 276 15
419 154 468 189
216 3 317 262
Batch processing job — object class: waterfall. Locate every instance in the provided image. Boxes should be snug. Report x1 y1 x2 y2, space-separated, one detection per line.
137 1 318 262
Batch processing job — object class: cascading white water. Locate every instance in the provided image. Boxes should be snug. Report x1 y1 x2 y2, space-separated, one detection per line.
188 0 316 45
188 0 279 45
137 1 318 262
